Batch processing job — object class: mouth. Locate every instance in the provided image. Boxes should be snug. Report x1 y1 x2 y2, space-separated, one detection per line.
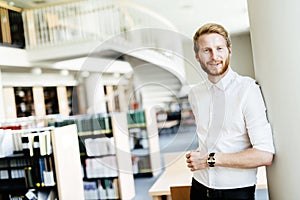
208 62 222 68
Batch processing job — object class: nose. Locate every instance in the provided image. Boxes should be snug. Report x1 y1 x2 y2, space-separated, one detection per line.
211 49 219 60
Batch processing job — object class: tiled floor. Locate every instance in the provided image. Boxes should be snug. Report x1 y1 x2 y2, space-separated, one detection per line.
133 125 269 200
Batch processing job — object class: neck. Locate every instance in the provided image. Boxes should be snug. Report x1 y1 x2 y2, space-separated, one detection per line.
208 67 229 84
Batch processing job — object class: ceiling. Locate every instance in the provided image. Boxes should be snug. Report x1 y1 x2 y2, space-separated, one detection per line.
3 0 250 38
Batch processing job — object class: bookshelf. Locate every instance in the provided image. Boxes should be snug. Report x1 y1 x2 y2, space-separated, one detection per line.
0 4 24 48
75 113 135 200
127 109 161 177
51 124 85 199
0 124 84 200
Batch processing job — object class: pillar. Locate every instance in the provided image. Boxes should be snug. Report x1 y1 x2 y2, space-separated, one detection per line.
0 69 5 119
84 73 107 114
248 0 300 199
32 86 46 116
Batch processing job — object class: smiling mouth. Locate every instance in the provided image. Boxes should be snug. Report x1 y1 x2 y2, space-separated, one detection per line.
208 62 222 68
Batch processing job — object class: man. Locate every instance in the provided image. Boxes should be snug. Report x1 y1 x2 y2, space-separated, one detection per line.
186 23 275 200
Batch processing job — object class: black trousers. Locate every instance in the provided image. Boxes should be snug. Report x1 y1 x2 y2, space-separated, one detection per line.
190 178 256 200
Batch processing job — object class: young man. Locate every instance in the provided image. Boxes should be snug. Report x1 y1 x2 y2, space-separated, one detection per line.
186 23 275 200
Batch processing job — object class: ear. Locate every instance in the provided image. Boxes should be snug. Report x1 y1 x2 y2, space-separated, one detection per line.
195 54 200 62
228 47 232 55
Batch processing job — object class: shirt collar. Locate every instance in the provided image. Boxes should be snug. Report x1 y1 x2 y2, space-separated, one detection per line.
206 67 234 91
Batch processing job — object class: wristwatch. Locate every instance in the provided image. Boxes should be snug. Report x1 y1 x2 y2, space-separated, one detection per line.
207 152 216 167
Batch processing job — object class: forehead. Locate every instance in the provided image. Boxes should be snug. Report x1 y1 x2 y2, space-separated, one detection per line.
197 33 227 47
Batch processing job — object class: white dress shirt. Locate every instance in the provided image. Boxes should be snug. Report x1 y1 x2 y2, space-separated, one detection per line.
188 67 275 189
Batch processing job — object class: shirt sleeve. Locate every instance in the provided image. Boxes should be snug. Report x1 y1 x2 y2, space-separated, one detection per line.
242 82 275 153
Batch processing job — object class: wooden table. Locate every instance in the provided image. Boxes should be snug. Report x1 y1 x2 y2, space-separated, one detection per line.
148 152 268 200
148 152 192 200
157 120 179 134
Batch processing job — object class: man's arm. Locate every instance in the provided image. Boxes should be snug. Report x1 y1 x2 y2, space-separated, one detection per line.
186 148 273 171
214 148 273 168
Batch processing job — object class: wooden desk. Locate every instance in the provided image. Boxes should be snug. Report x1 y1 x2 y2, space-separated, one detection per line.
148 152 268 200
157 120 179 134
148 152 192 200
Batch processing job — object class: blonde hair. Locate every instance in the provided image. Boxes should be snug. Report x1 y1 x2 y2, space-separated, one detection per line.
193 23 231 53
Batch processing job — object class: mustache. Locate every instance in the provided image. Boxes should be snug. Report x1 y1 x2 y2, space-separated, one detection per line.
207 60 223 64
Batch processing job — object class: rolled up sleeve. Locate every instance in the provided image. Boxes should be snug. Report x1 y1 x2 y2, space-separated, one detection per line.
243 83 275 153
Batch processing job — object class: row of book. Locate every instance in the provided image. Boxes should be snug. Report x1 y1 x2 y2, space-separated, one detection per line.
127 110 146 126
0 127 54 156
129 127 149 150
0 157 31 180
84 156 118 178
132 155 152 175
83 179 119 200
0 168 24 179
0 156 55 188
84 137 115 157
24 156 56 188
50 114 113 136
21 128 53 157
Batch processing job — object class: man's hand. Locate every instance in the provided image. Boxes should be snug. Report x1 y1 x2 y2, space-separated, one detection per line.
186 150 208 171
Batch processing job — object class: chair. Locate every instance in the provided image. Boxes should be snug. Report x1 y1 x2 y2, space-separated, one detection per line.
170 185 191 200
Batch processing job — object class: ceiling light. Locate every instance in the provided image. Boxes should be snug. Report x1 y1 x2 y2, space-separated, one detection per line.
60 69 69 76
31 67 42 75
8 1 14 6
113 72 120 78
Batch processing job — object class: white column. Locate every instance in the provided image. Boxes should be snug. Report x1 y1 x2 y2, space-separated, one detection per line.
56 86 69 117
248 0 300 199
32 86 46 116
84 73 107 114
2 87 17 119
0 69 5 119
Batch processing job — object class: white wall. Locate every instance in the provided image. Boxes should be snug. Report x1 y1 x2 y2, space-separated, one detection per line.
248 0 300 199
230 33 254 78
183 33 254 85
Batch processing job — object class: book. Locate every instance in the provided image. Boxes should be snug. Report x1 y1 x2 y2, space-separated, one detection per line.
33 133 40 157
21 135 31 156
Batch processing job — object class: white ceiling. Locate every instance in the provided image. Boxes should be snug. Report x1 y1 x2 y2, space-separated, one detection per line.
127 0 250 38
4 0 250 38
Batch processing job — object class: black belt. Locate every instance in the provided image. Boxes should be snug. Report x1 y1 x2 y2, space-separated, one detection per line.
191 178 256 199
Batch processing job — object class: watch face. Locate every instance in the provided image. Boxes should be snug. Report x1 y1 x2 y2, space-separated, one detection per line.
207 153 215 167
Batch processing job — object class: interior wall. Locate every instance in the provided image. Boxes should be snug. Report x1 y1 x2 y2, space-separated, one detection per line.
182 32 254 85
230 33 255 78
248 0 300 199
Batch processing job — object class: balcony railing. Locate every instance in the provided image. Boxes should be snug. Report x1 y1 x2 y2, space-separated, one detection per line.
22 0 178 50
22 0 185 81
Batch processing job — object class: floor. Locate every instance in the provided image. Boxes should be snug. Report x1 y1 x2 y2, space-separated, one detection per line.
133 125 269 200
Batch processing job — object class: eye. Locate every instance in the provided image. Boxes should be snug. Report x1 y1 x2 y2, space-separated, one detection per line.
202 49 210 54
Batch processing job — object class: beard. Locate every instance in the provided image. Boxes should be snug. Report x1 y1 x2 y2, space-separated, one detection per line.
200 56 230 77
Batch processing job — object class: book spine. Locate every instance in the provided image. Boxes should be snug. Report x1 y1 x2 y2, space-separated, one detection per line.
21 136 30 156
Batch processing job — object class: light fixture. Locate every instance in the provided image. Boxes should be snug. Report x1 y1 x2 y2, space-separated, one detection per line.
60 69 69 76
8 1 15 6
31 67 42 75
113 72 120 78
